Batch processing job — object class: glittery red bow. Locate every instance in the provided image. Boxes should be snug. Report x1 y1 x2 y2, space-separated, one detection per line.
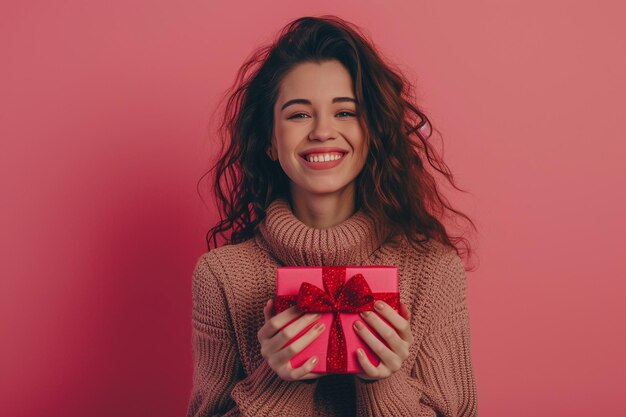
275 266 399 373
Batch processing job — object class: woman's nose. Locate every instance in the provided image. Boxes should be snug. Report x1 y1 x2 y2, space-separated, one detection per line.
308 115 336 141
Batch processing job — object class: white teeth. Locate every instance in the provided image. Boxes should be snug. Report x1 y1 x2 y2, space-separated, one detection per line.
305 153 343 163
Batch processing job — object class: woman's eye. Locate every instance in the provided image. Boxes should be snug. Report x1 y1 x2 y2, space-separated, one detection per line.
288 113 308 119
337 111 356 118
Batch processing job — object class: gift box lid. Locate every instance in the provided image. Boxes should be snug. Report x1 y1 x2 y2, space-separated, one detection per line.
276 265 398 295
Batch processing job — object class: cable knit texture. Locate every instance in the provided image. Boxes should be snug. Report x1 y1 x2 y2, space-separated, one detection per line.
186 198 478 417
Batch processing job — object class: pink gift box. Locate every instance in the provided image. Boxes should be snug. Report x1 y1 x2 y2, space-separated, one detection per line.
274 265 399 374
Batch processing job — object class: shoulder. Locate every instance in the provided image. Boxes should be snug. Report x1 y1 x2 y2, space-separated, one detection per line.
403 236 465 292
393 235 464 279
192 239 259 294
193 237 260 274
385 234 463 279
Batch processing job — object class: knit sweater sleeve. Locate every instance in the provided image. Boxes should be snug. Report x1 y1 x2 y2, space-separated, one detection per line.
354 250 478 417
186 252 319 417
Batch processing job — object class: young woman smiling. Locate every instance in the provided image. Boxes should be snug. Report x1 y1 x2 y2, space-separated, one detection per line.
187 15 478 417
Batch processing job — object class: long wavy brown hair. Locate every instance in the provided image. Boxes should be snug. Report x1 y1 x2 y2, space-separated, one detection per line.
200 15 478 269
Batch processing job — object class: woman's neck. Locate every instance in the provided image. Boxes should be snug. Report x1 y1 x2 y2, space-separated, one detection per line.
288 184 356 229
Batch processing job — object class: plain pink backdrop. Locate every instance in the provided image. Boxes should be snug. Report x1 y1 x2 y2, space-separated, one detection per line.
1 1 625 416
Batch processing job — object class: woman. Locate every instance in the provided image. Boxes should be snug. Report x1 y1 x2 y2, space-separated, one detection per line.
187 15 478 417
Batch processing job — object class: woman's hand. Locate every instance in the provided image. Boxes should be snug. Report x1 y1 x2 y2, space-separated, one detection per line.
257 299 326 381
353 300 414 381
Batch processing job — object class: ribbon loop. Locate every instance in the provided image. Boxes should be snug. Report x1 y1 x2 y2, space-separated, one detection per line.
336 273 375 313
296 282 335 313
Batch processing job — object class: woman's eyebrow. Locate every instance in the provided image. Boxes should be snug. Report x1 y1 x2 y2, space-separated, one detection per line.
281 97 358 111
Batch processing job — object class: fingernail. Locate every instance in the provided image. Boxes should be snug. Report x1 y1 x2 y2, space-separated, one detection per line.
353 321 364 331
357 348 365 357
314 322 325 331
311 356 318 364
360 311 371 318
375 301 385 311
314 313 322 319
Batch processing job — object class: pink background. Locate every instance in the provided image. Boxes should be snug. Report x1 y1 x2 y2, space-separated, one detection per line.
1 1 624 416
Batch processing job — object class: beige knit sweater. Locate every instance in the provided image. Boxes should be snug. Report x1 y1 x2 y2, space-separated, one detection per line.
186 198 478 417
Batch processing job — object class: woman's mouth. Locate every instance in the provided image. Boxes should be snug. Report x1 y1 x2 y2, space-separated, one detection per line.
300 152 347 170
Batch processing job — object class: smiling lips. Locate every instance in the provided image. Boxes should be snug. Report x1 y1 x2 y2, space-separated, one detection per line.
303 152 344 163
300 151 347 170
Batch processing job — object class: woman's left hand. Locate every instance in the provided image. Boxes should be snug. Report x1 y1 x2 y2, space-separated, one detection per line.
353 300 414 381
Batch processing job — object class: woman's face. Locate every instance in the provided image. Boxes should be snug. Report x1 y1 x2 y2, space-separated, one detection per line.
270 60 368 205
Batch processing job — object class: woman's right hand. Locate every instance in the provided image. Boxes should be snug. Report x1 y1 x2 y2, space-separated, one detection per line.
257 299 326 381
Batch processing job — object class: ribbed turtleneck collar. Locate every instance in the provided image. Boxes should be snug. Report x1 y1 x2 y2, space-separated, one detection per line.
254 198 388 266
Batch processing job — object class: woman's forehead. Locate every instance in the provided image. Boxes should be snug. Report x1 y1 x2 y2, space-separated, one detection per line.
277 61 355 104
